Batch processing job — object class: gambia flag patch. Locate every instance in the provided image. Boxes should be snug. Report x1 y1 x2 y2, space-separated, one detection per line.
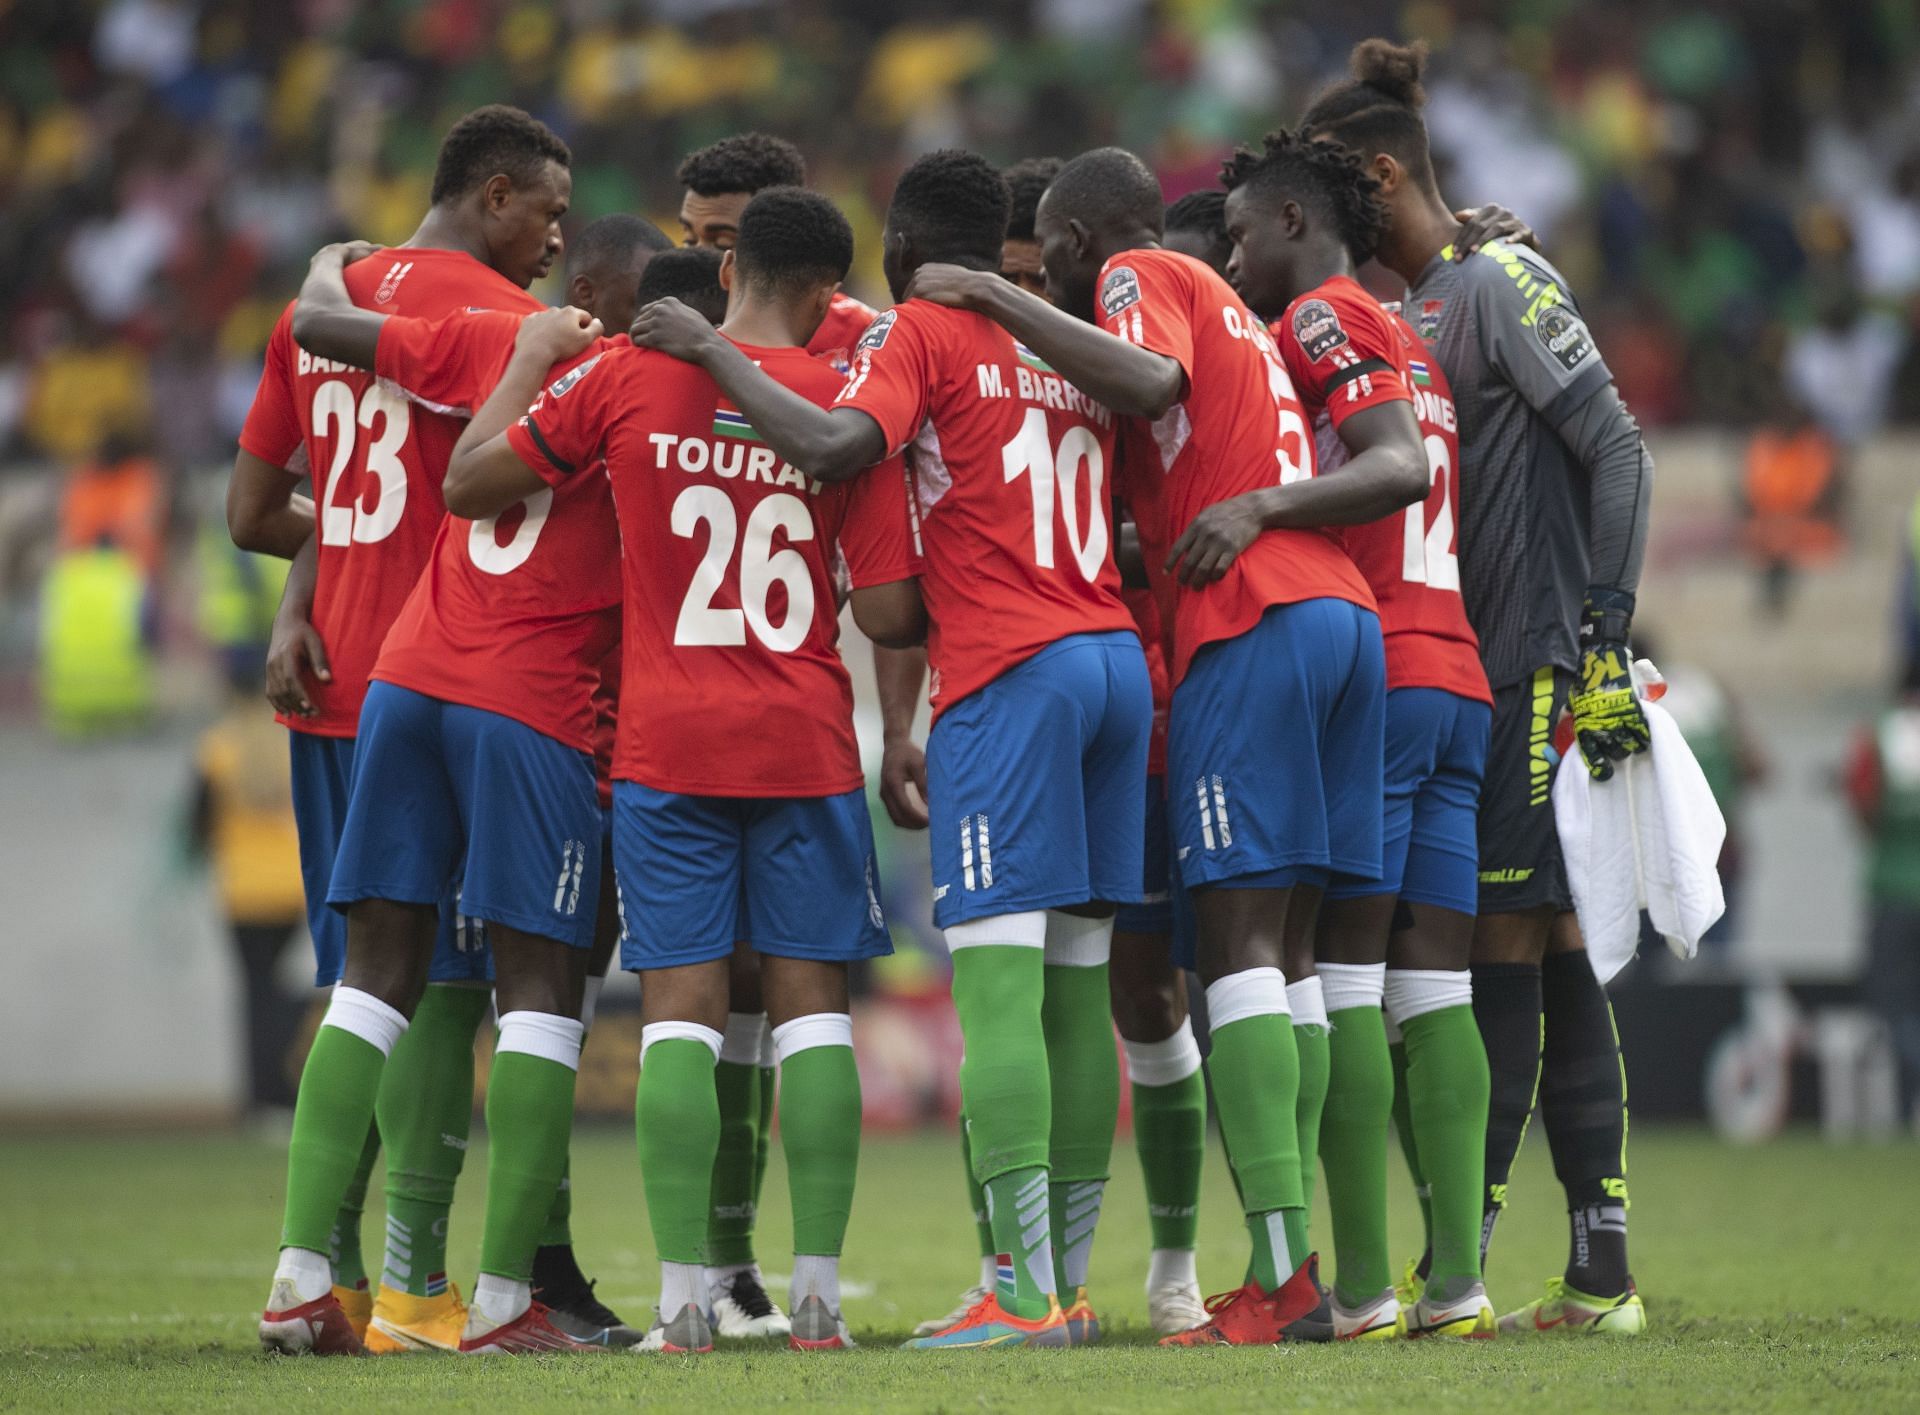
712 403 762 441
1014 340 1055 374
1408 359 1432 387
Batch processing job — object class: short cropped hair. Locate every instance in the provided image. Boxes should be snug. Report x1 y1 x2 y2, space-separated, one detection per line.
431 105 570 206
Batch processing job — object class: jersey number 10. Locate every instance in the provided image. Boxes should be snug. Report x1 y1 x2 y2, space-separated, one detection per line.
1001 407 1109 582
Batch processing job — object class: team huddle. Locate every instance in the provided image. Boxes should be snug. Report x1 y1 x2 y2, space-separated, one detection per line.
230 35 1655 1356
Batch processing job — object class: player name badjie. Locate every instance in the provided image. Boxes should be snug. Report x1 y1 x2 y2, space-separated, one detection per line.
646 432 826 495
296 349 364 377
973 362 1114 428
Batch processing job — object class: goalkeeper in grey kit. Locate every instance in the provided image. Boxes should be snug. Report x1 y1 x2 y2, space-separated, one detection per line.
1304 38 1654 1335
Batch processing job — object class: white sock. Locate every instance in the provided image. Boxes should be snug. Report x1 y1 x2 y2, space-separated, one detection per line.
1122 1019 1203 1087
1318 961 1387 1015
1147 1247 1198 1291
706 1260 752 1297
720 1013 764 1067
495 1011 584 1069
662 1260 705 1318
321 986 408 1056
790 1254 841 1312
978 1253 998 1292
1286 976 1330 1031
273 1245 332 1304
472 1273 531 1327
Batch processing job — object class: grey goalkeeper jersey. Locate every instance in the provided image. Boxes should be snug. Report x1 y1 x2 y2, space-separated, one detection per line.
1408 239 1649 690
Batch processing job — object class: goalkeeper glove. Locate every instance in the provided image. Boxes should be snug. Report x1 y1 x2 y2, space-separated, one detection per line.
1570 588 1649 781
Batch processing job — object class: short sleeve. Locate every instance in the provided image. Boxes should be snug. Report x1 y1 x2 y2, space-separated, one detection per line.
833 305 935 457
1275 288 1410 429
237 306 303 469
1098 255 1194 389
834 455 922 588
374 308 522 414
1469 245 1612 425
505 344 619 487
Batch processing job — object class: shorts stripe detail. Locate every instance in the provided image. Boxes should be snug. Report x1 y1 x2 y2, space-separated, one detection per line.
1196 776 1215 851
977 815 993 889
1211 775 1232 847
961 818 976 891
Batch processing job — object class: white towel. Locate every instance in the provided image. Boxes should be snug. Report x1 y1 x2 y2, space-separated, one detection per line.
1552 698 1727 984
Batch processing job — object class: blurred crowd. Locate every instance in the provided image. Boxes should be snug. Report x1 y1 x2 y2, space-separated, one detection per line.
3 0 1920 692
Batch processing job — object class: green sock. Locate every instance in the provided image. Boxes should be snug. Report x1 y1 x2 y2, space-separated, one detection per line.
753 1062 776 1215
1403 1004 1491 1297
959 1115 994 1260
1042 962 1117 1294
329 1122 380 1291
1207 1010 1305 1292
1293 1021 1330 1215
638 1037 720 1264
1390 1039 1434 1263
282 1026 389 1256
1321 1005 1394 1304
779 1041 861 1255
376 983 488 1296
1130 1071 1204 1252
951 943 1053 1318
477 1022 581 1283
708 1058 761 1267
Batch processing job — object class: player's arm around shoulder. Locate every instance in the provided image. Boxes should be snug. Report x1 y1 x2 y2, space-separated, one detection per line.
443 307 604 519
288 241 383 368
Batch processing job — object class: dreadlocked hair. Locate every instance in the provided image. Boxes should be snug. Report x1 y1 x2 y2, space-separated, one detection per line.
1219 128 1390 265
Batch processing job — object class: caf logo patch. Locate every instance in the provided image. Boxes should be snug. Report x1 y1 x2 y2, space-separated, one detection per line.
1292 298 1347 361
856 310 896 352
548 352 604 398
1534 303 1594 372
1101 266 1142 318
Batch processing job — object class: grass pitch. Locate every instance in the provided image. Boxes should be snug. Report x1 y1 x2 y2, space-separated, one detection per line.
3 1126 1915 1411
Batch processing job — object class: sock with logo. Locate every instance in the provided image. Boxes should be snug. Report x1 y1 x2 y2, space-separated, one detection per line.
775 1014 861 1260
281 987 407 1258
947 917 1054 1320
1204 969 1305 1292
1041 913 1118 1297
329 1122 380 1294
1123 1021 1204 1255
708 1014 764 1269
1389 1036 1435 1281
1471 960 1543 1266
1317 966 1393 1305
638 1025 724 1268
1389 970 1491 1302
476 1013 584 1290
1539 949 1630 1297
1288 977 1331 1215
375 982 489 1297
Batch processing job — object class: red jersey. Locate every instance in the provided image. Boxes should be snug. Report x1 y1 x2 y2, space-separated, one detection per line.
1098 248 1373 686
1272 276 1489 705
509 339 918 797
237 248 544 737
835 300 1136 719
369 310 622 754
807 291 877 374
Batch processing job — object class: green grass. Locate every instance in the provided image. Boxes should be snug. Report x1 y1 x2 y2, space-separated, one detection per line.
2 1127 1916 1411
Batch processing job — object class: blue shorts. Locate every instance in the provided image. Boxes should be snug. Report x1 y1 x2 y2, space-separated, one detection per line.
927 631 1152 928
327 682 602 949
1328 687 1489 915
288 731 486 986
613 783 893 969
1168 599 1385 890
1113 775 1173 936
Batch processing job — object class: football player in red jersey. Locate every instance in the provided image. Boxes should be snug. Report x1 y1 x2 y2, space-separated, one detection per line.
904 146 1389 1346
452 186 922 1356
675 132 885 1335
234 107 581 1358
635 149 1152 1351
1168 129 1496 1340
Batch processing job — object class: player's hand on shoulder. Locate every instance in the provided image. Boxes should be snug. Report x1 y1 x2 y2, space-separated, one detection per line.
516 305 603 365
902 263 995 311
1451 205 1536 259
264 612 331 718
879 737 931 830
309 239 380 270
1165 494 1263 588
629 297 720 364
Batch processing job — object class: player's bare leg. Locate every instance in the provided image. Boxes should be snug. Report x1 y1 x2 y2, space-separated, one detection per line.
262 900 435 1355
1110 928 1206 1334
